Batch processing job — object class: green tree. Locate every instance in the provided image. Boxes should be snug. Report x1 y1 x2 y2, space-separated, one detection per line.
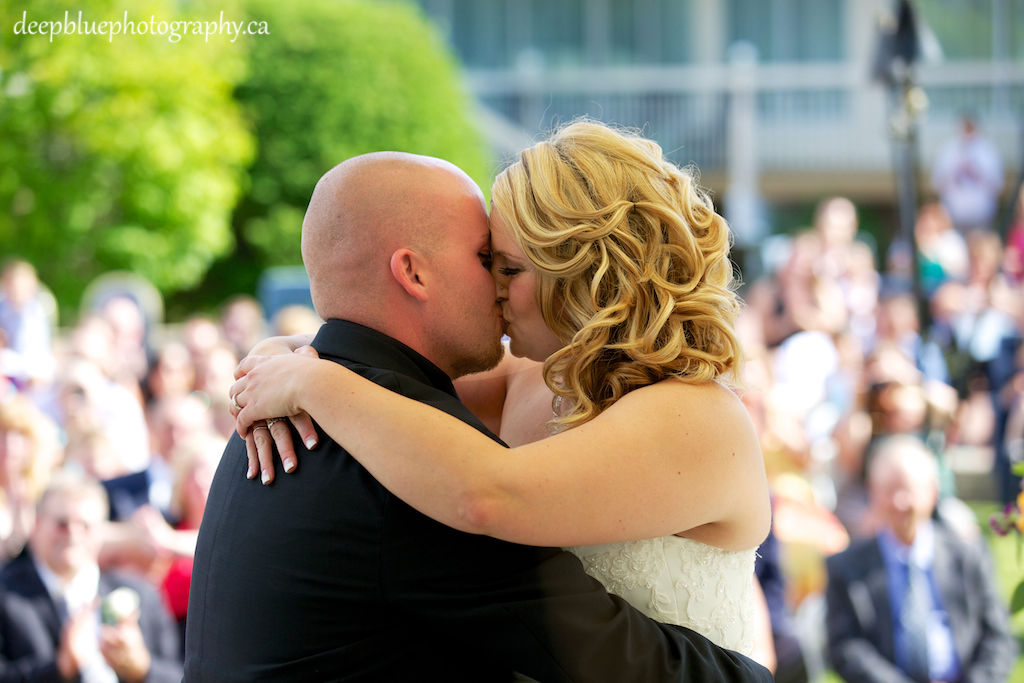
0 0 254 321
183 0 489 313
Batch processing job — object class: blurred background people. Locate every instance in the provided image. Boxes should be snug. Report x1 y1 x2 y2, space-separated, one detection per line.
0 396 59 565
0 260 55 391
825 435 1015 683
219 296 266 359
932 115 1005 235
0 474 182 682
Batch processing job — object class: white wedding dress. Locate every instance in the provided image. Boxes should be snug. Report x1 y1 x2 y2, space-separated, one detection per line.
564 536 755 655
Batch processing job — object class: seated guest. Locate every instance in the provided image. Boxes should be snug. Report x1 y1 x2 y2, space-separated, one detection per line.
0 395 60 566
103 394 211 522
0 473 182 682
130 434 225 649
825 435 1016 683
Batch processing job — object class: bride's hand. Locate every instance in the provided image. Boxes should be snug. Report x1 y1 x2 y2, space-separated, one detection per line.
230 346 322 484
240 333 315 365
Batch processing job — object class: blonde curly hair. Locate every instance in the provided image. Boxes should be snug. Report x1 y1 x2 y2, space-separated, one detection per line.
491 119 743 430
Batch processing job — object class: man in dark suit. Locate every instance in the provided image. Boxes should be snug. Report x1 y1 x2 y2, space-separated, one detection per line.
102 394 212 523
185 152 773 681
825 435 1016 683
0 474 182 683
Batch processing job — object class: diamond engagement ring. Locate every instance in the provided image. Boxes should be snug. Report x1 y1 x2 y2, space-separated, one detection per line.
266 417 283 428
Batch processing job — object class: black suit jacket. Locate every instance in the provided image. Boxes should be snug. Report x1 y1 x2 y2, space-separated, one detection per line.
101 470 153 523
825 524 1017 683
0 550 182 683
186 320 771 682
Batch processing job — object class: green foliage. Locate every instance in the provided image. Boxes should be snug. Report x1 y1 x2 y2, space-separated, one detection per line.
1011 579 1024 615
178 0 489 314
1 0 489 320
0 0 254 321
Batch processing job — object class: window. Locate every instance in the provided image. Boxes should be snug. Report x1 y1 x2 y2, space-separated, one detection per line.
610 0 694 64
449 0 507 68
728 0 843 62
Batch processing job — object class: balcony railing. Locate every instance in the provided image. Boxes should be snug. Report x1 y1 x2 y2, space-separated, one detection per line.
467 61 1024 177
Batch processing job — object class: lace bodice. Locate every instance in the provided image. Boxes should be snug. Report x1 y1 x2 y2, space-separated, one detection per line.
564 536 755 655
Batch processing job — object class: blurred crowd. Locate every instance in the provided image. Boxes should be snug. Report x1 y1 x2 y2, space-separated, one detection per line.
0 262 323 675
743 165 1024 681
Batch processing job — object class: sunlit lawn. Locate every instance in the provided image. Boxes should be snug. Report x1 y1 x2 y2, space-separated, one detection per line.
971 502 1024 683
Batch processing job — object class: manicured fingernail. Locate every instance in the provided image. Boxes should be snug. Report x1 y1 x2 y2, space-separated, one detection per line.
261 470 270 485
247 464 255 479
305 437 317 450
283 459 296 473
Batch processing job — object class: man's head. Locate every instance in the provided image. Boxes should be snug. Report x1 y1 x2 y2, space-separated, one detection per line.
814 197 858 249
30 474 109 581
867 435 939 545
0 259 39 310
301 152 503 378
148 393 213 462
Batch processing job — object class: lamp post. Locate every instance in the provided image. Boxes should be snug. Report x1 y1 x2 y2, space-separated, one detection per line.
873 0 930 326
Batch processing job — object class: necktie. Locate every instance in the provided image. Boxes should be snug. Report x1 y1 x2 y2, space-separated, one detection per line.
53 595 69 625
901 560 931 683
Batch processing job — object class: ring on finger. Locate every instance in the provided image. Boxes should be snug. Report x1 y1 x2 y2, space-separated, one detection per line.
266 417 283 428
252 425 270 432
231 394 240 410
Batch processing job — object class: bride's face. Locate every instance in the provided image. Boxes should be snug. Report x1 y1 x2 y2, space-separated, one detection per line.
489 209 563 362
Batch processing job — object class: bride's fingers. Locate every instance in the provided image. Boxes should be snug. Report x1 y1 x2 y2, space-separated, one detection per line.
235 399 252 439
290 412 318 453
267 419 297 473
294 345 321 359
228 376 249 407
233 354 263 380
245 431 260 480
251 423 276 485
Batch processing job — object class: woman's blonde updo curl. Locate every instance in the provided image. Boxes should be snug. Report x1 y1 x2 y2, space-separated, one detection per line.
491 119 743 430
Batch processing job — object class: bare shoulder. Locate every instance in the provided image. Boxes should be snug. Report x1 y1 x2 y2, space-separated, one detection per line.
594 380 763 470
602 378 769 549
610 378 752 428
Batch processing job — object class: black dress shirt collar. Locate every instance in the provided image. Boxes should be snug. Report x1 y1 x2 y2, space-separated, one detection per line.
311 319 458 399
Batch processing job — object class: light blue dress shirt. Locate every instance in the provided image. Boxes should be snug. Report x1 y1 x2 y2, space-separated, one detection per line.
878 522 960 682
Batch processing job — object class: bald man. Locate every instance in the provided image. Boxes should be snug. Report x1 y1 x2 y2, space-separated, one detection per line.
825 436 1016 683
185 153 772 682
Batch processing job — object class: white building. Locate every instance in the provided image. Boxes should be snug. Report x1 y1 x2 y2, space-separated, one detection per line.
411 0 1024 245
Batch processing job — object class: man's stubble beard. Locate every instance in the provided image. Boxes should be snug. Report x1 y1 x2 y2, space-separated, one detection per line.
449 337 505 380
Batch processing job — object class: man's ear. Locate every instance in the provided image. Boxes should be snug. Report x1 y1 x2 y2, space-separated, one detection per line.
390 248 429 303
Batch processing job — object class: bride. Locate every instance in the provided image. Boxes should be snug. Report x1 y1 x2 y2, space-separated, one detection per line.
230 119 771 655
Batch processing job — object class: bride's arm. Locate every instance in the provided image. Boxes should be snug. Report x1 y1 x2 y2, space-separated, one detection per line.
232 353 770 550
234 333 318 477
240 340 519 480
246 333 316 357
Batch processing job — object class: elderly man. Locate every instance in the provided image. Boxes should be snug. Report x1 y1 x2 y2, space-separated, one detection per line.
185 152 772 682
825 435 1016 683
0 474 181 683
